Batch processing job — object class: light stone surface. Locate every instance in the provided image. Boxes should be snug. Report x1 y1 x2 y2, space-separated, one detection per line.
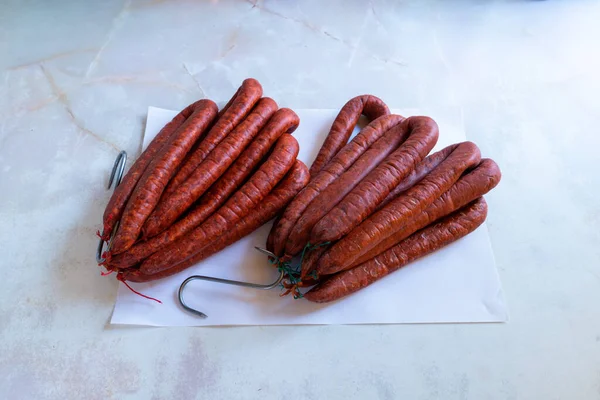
1 0 599 399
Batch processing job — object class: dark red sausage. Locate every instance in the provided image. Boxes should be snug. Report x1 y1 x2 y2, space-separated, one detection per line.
317 141 481 275
309 95 390 176
376 143 460 211
142 97 278 237
266 215 280 254
309 116 439 245
163 78 263 195
270 114 404 258
348 158 502 268
109 100 218 254
285 119 411 256
304 198 488 303
108 108 299 269
120 160 310 282
299 245 329 280
101 99 211 240
183 108 299 239
139 134 300 275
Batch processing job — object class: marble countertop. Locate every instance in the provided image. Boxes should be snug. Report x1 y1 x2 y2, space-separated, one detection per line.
1 0 599 399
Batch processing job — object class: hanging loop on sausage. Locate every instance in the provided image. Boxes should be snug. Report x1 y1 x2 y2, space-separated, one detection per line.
96 150 127 264
178 248 284 318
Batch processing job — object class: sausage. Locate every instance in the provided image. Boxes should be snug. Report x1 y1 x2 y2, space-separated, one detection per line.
304 197 488 303
183 108 299 238
309 116 439 245
271 115 402 259
120 160 310 282
376 143 460 211
138 134 300 275
296 145 454 287
108 108 299 269
142 97 278 237
316 141 481 275
270 114 404 258
348 158 501 268
109 100 218 254
309 95 389 176
265 215 280 253
163 78 263 195
285 119 412 256
299 245 329 280
101 99 210 240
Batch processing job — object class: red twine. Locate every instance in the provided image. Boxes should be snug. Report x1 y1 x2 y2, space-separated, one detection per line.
117 274 162 304
101 251 111 263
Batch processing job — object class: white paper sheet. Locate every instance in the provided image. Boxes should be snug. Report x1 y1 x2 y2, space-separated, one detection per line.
111 107 508 326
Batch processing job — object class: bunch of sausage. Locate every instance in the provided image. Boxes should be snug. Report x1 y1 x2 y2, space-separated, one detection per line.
99 77 501 305
266 95 501 303
100 79 309 282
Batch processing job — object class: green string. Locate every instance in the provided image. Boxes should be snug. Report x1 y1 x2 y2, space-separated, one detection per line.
273 241 331 299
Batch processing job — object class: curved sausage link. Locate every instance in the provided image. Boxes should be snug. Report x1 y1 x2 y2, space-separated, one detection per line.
101 99 211 240
185 108 299 237
309 94 390 176
299 245 329 280
265 215 281 253
163 78 263 195
109 100 218 254
309 116 439 245
304 198 488 303
316 141 481 275
270 114 404 258
139 134 300 275
285 119 412 256
347 158 502 269
375 143 460 211
120 160 309 282
142 97 277 237
108 108 299 269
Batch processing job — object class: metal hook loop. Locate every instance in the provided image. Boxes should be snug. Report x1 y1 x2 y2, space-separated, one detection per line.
96 150 127 264
97 150 285 318
108 150 127 189
178 247 284 318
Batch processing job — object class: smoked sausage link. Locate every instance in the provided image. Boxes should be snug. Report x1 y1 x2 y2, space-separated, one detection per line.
142 97 277 237
108 108 300 269
270 114 404 258
304 197 488 303
317 141 481 275
139 134 300 275
163 78 263 195
347 158 501 269
120 160 310 282
101 99 211 240
182 108 299 236
299 245 329 280
309 95 390 176
310 116 439 245
375 143 460 211
285 119 411 256
109 99 218 254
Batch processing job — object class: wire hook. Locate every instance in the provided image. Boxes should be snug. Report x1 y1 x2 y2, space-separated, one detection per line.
96 150 127 263
178 248 284 318
108 150 127 189
97 151 287 315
